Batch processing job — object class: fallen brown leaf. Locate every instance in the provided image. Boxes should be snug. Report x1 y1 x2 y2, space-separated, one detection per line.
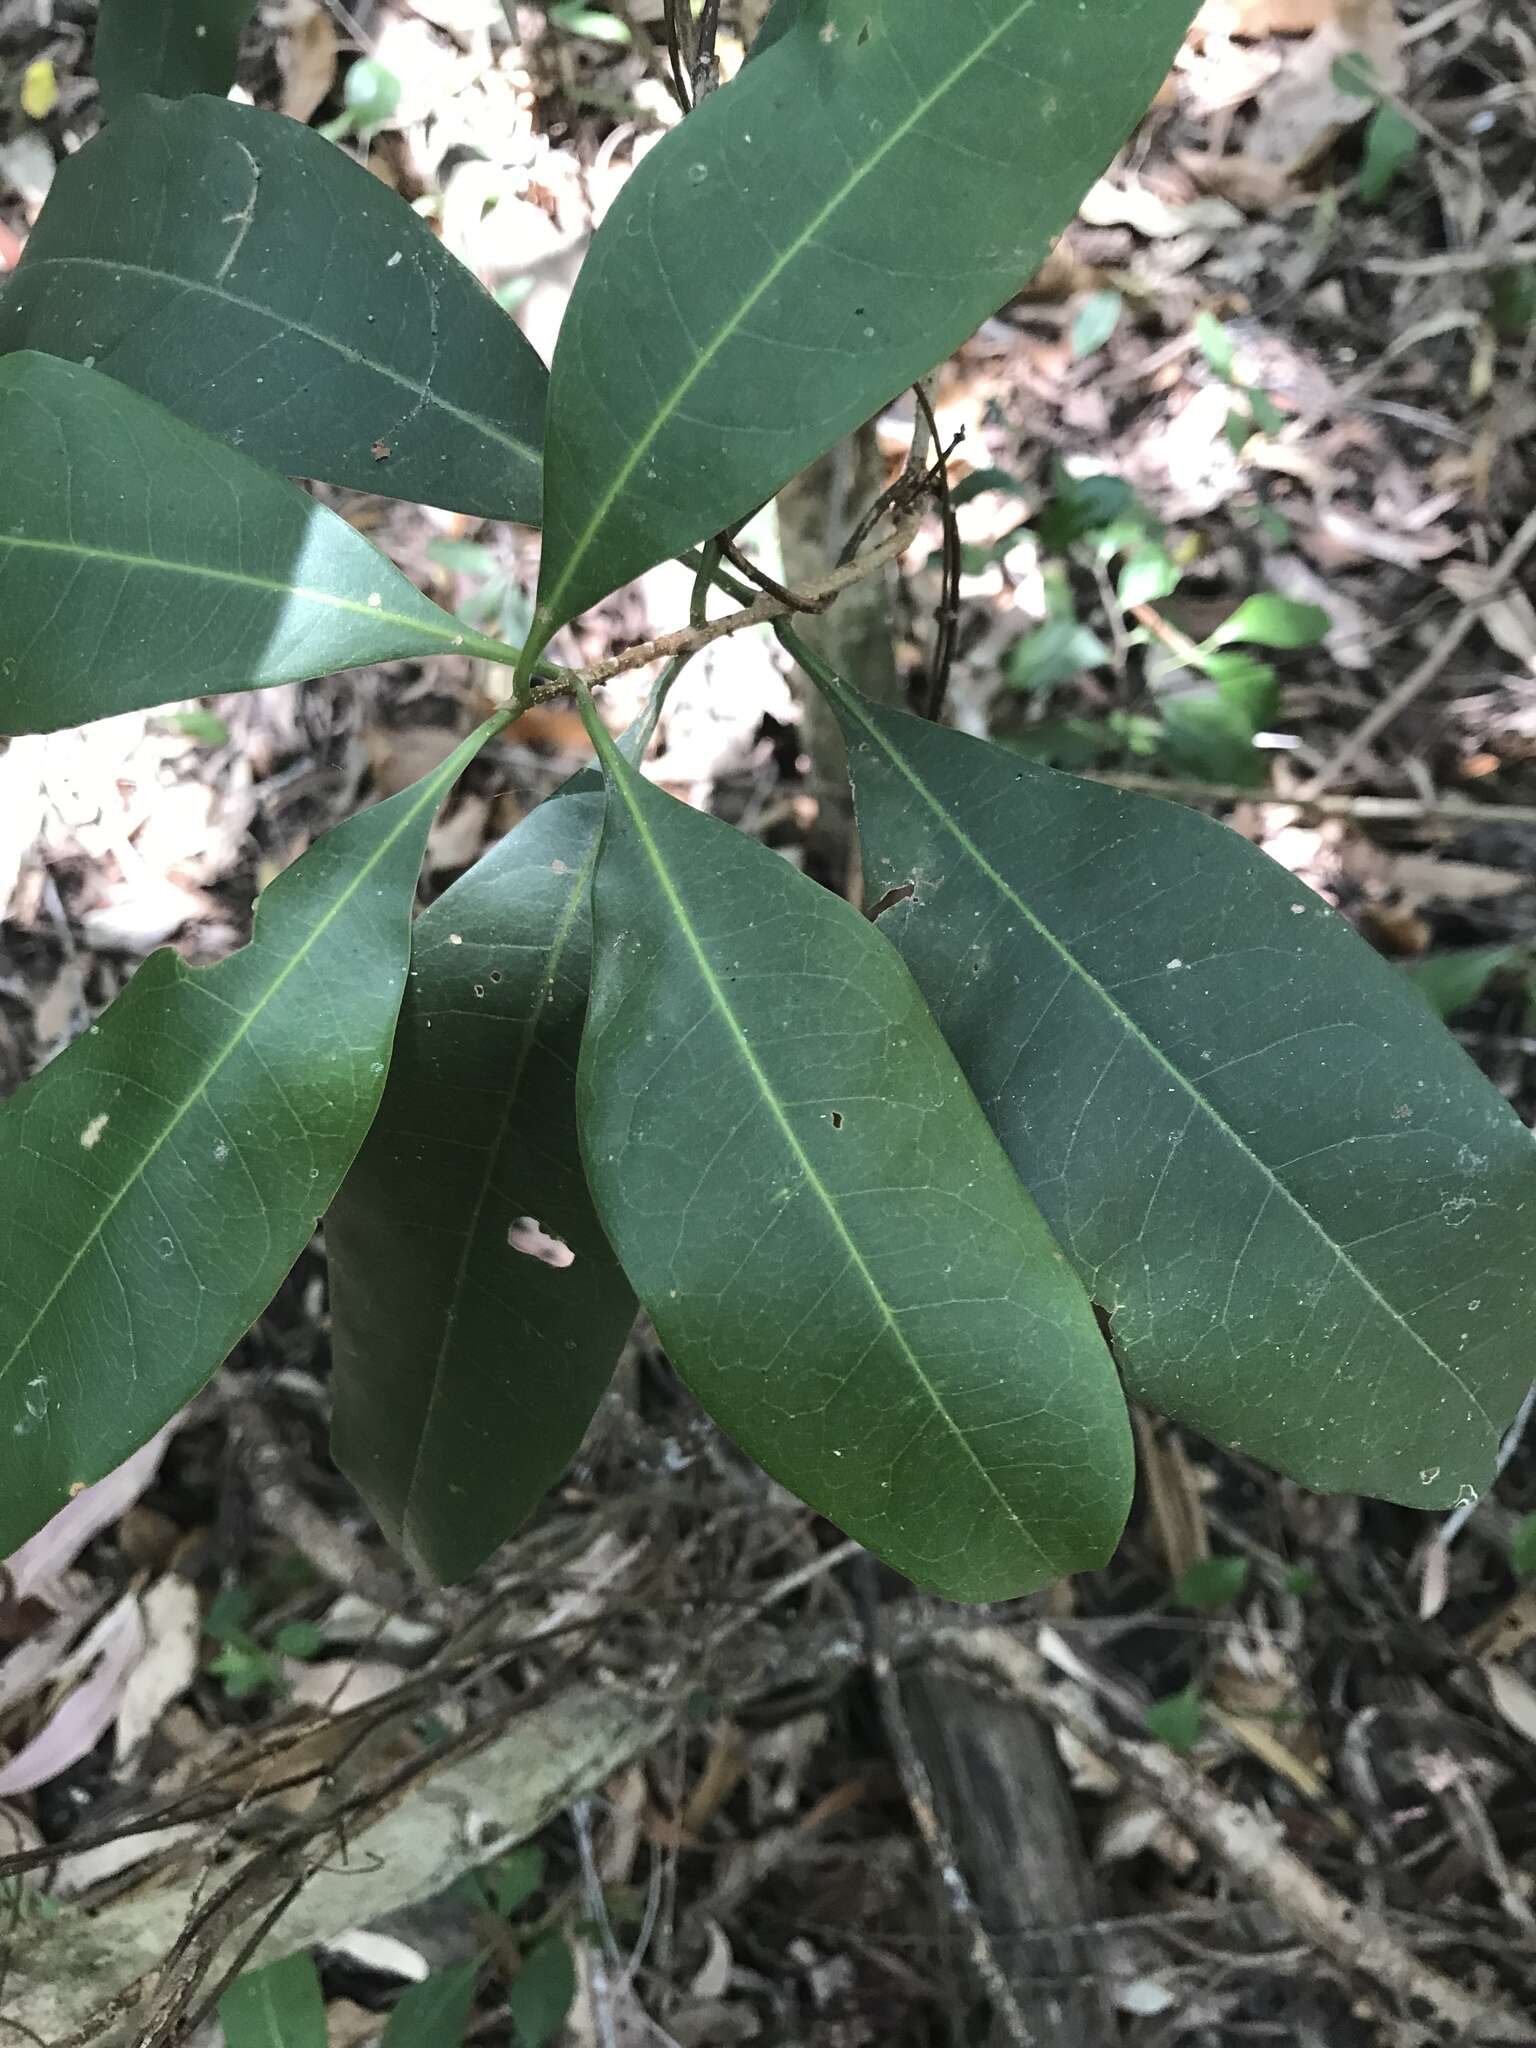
1244 0 1403 171
278 2 339 124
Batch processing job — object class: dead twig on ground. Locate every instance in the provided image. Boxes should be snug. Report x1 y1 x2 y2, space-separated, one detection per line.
1083 772 1536 828
934 1626 1532 2045
865 1593 1039 2048
224 1396 409 1611
1299 506 1536 799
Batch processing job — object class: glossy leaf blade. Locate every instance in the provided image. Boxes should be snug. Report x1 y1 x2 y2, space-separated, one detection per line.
219 1956 327 2048
0 97 546 519
531 0 1196 646
0 725 493 1556
578 723 1132 1601
328 789 635 1583
823 678 1536 1507
95 0 254 117
381 1963 479 2048
0 354 503 735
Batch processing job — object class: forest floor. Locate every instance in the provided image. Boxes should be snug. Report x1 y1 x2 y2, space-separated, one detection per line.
2 2 1536 2044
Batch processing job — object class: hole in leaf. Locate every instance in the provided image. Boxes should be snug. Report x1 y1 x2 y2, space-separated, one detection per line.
857 19 871 43
830 1111 844 1129
508 1218 576 1269
868 881 916 921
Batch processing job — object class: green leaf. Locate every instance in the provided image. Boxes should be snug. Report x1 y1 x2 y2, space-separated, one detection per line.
0 724 494 1555
341 57 401 135
1144 1686 1203 1753
816 670 1536 1509
1173 1553 1249 1610
203 1586 255 1642
1036 466 1137 553
273 1620 325 1660
1117 544 1181 608
1491 265 1536 339
1246 385 1284 436
162 708 231 747
949 466 1030 508
1159 683 1273 788
219 1955 326 2048
549 3 633 45
527 0 1200 656
0 97 547 520
209 1642 283 1698
1007 617 1111 692
1195 310 1236 383
484 1843 546 1917
1406 947 1518 1021
1330 50 1379 97
1161 652 1278 786
328 788 635 1583
1359 101 1418 205
94 0 254 118
0 354 508 735
577 706 1131 1601
1071 288 1123 360
508 1935 577 2048
1207 594 1329 651
1511 1514 1536 1580
383 1963 479 2048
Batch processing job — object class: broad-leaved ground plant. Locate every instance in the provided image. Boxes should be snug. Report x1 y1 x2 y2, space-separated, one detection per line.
2 0 1533 1599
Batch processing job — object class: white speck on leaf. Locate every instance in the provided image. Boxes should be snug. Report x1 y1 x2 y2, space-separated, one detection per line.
79 1113 109 1150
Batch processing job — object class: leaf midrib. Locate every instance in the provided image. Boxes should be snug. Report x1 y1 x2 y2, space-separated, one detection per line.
398 841 598 1548
0 746 478 1403
835 687 1494 1432
601 749 1055 1577
14 254 540 470
539 0 1036 635
0 531 484 655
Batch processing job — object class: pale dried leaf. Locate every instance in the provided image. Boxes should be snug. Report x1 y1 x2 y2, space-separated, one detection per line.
1441 564 1536 671
1080 176 1243 239
1198 0 1341 32
1483 1662 1536 1749
286 1660 407 1713
1133 1412 1211 1581
54 1820 201 1896
0 1594 145 1795
115 1576 200 1765
278 4 339 122
1389 856 1524 906
1302 504 1460 569
688 1918 734 2001
1245 0 1403 170
4 1423 176 1603
1097 1793 1200 1872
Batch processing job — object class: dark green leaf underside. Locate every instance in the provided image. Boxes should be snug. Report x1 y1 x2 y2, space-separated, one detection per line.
533 0 1197 644
0 725 493 1555
0 353 503 734
0 97 546 519
578 718 1131 1601
328 788 635 1583
826 678 1536 1508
